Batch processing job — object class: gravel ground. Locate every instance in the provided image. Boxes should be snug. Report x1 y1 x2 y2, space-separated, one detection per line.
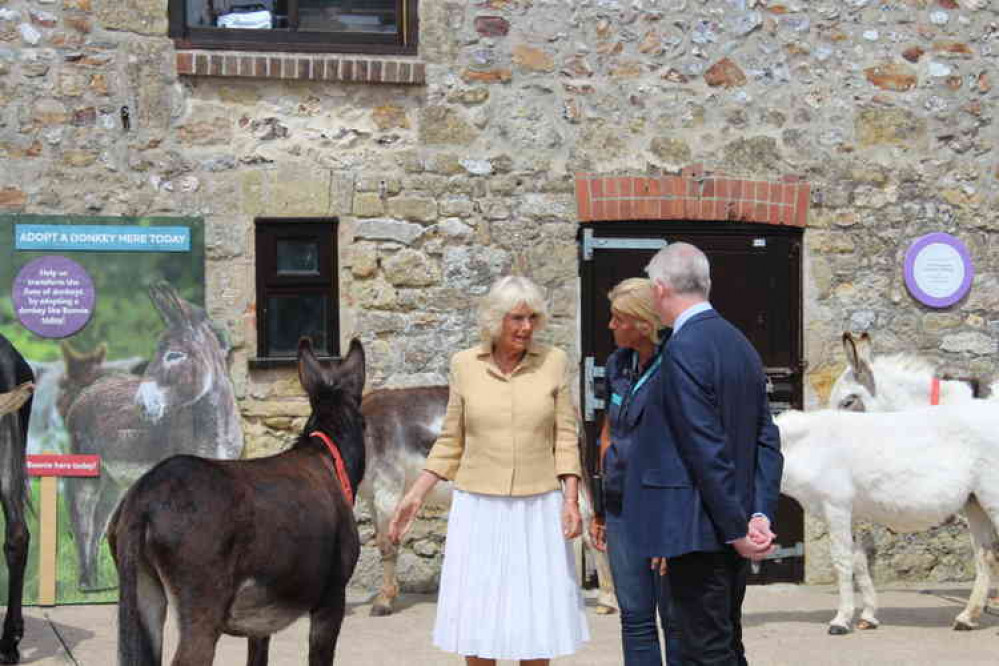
15 583 999 665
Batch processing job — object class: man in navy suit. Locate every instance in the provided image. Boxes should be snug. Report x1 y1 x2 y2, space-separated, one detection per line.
623 242 783 666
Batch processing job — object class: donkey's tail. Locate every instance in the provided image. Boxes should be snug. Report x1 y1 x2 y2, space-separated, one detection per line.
109 495 166 666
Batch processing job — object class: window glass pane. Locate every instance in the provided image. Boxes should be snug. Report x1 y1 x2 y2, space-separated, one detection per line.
277 239 320 275
185 0 398 33
267 294 330 356
299 0 397 33
187 0 284 29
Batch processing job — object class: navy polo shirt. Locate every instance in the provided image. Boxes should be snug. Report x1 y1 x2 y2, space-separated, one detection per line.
602 343 663 513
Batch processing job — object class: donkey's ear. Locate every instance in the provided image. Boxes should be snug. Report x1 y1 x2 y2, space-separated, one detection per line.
62 340 106 367
163 284 202 325
843 331 876 397
842 332 858 368
149 283 200 327
856 332 873 364
60 339 79 363
297 337 326 398
336 339 366 402
149 284 180 327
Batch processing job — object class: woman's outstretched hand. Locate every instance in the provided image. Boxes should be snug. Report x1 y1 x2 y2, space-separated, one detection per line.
388 493 421 545
388 470 440 545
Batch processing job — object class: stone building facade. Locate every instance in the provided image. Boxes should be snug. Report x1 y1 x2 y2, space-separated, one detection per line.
2 0 997 590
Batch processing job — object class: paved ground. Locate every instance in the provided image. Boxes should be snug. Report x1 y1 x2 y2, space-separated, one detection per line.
14 583 999 664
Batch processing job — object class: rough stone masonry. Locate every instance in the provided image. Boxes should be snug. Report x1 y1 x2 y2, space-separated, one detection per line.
1 0 997 590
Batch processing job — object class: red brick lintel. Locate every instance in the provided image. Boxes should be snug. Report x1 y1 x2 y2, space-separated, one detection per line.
575 166 811 228
175 50 426 85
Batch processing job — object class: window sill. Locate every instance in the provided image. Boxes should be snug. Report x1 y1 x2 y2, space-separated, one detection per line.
249 355 338 370
176 50 426 85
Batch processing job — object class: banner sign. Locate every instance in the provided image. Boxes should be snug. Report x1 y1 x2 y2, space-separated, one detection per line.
3 214 206 605
26 454 101 477
15 224 191 253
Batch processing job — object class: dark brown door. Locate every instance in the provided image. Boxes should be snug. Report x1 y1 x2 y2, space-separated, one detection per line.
579 221 805 584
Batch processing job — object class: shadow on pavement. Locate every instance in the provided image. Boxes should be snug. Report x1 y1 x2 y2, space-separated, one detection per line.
744 605 999 630
19 614 95 664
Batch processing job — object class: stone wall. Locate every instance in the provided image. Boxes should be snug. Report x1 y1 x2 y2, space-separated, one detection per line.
2 0 997 589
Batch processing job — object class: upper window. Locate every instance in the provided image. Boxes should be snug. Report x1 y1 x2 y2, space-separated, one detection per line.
254 219 338 365
170 0 418 55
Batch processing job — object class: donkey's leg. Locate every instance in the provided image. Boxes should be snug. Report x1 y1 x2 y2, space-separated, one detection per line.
130 563 168 665
170 608 223 666
824 503 855 635
372 531 400 617
577 490 617 615
166 577 228 666
590 547 619 615
87 480 128 591
853 539 879 630
308 588 348 666
0 491 29 664
370 473 403 617
954 498 995 631
246 637 270 666
65 475 104 591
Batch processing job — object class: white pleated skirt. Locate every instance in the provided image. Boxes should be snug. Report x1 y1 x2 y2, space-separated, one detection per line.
433 489 590 660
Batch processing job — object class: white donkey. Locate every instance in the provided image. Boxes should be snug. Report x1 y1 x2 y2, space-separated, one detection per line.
825 332 998 631
778 401 999 635
828 332 993 413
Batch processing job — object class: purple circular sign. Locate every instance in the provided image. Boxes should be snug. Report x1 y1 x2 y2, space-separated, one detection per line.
903 232 974 308
13 256 96 338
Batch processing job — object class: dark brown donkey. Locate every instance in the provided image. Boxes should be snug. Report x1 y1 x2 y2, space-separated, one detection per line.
109 338 366 666
0 333 34 664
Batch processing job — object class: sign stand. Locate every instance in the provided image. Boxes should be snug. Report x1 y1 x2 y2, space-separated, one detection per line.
26 453 101 607
38 477 58 606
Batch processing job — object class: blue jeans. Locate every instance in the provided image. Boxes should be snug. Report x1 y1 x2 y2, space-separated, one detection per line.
606 512 682 666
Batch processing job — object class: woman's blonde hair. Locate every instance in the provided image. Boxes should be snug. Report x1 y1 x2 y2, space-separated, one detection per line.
609 277 662 344
478 276 548 344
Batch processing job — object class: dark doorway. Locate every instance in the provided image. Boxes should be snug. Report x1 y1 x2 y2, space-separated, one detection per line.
579 221 805 584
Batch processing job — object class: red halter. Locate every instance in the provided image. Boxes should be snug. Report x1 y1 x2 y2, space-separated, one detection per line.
930 377 941 406
310 431 355 505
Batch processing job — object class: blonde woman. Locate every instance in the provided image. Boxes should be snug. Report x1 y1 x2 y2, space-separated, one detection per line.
590 278 680 666
389 276 589 666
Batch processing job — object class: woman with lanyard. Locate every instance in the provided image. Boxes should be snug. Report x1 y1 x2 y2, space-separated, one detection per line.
590 277 680 666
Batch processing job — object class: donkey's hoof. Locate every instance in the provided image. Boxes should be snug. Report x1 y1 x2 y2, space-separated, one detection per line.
0 645 19 664
594 604 617 616
953 620 977 631
856 619 879 630
370 603 394 617
827 624 851 636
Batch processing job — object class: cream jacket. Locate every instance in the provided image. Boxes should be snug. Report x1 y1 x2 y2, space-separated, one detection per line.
424 342 582 496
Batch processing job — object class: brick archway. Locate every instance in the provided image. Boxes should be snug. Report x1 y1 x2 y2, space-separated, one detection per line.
574 165 810 227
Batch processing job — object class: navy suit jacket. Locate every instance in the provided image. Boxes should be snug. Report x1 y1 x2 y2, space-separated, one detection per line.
623 309 783 559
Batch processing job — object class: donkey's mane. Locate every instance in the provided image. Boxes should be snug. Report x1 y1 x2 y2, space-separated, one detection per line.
871 353 936 379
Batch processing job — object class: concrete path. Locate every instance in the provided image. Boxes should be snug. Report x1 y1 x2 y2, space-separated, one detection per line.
14 584 998 665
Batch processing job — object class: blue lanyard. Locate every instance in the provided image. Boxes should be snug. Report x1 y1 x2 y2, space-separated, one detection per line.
617 353 661 416
629 354 661 398
610 352 661 408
